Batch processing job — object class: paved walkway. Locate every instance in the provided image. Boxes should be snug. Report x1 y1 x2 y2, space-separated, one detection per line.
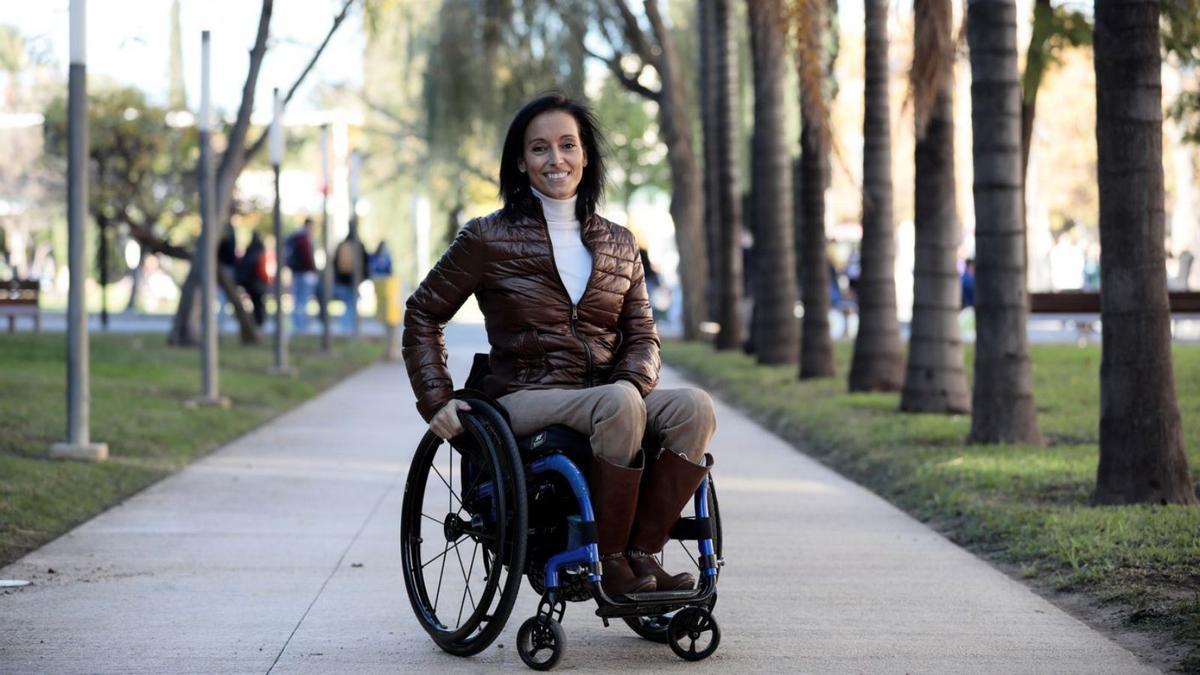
1 325 1157 673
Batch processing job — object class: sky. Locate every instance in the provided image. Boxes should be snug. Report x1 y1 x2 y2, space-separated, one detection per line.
5 0 364 118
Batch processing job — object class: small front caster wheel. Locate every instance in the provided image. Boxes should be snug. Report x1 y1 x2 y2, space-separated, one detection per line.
517 616 566 670
667 606 720 661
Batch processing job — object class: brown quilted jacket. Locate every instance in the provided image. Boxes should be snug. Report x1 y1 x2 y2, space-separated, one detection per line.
402 194 661 422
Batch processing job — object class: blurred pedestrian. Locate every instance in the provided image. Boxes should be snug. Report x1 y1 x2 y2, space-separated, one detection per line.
332 234 368 332
285 218 318 332
961 257 976 309
237 232 269 327
216 222 240 329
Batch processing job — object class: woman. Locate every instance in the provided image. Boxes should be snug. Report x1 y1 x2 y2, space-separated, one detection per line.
402 94 716 596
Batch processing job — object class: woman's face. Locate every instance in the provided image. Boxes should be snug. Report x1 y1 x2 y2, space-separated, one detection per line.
518 110 588 200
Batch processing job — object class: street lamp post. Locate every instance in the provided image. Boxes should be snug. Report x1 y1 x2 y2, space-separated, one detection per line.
51 0 107 461
319 124 333 353
270 88 295 375
188 30 228 409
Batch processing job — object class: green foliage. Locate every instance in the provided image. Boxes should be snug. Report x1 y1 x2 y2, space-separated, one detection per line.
1021 0 1092 106
663 340 1200 668
0 332 384 565
1163 0 1200 144
42 86 199 273
592 77 670 208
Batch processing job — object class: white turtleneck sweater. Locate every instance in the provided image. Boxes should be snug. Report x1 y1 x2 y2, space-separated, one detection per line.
531 187 593 304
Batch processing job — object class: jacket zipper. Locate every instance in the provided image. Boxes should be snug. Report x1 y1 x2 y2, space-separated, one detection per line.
536 201 595 387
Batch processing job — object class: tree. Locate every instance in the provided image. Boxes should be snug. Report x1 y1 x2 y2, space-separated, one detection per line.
794 0 837 378
746 0 799 365
168 0 354 346
712 0 744 351
575 1 709 340
848 0 904 392
900 0 970 414
966 0 1043 444
1092 0 1196 505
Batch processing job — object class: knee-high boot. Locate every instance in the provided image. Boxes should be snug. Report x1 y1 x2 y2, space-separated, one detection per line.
589 454 656 595
627 451 713 591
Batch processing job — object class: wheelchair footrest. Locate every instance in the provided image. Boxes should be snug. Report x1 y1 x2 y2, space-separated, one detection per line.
620 589 697 602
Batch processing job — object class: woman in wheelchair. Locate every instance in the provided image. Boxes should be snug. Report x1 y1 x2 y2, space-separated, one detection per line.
401 93 720 667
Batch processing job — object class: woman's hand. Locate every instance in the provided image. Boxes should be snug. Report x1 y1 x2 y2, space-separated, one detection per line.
430 399 472 440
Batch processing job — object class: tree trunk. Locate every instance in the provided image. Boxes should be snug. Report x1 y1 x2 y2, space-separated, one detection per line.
698 0 721 324
747 0 799 365
714 0 744 350
966 0 1043 444
849 0 904 392
900 0 970 414
1092 0 1196 505
798 103 834 378
645 0 707 341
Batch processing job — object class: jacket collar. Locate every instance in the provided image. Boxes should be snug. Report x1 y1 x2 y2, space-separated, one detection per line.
509 187 605 248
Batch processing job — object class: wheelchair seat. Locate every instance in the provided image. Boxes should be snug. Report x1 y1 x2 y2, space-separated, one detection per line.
515 424 592 469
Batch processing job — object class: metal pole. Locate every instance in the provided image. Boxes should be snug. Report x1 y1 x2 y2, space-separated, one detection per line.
270 88 292 374
195 30 226 407
52 0 106 460
349 149 362 340
319 124 332 353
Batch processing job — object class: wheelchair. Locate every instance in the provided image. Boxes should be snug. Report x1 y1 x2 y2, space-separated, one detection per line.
400 358 724 671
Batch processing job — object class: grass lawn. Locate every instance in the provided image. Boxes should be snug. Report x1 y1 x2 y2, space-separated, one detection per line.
0 331 383 566
663 340 1200 671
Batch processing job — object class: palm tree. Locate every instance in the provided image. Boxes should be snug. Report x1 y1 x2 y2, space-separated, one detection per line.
795 1 835 379
698 0 721 324
714 0 744 350
849 0 904 392
1092 0 1196 505
900 0 970 414
965 0 1043 444
964 1 1041 441
747 0 799 364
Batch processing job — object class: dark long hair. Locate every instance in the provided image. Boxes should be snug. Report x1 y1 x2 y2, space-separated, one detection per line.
499 93 607 222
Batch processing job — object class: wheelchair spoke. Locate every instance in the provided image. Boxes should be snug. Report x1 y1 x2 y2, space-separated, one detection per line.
421 535 468 570
430 463 463 507
421 512 442 525
433 539 450 612
677 539 700 570
454 540 478 626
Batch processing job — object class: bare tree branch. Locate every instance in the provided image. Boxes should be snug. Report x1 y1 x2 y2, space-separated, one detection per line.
215 0 273 222
241 0 355 171
580 43 660 101
613 0 659 68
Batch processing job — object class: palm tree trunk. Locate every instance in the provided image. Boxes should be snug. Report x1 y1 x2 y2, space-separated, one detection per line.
798 103 834 378
645 0 707 341
698 0 721 324
966 0 1043 444
901 0 970 414
747 0 799 365
1092 0 1196 505
849 0 904 392
714 0 744 350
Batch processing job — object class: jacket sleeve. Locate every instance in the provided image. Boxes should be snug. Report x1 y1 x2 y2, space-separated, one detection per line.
402 219 484 421
609 248 661 396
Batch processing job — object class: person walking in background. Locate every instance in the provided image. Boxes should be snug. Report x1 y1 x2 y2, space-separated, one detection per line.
332 233 368 333
216 222 239 330
285 218 318 333
961 257 976 310
370 241 400 360
237 232 269 327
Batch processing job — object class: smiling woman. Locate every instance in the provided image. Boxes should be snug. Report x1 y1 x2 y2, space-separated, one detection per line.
400 93 719 598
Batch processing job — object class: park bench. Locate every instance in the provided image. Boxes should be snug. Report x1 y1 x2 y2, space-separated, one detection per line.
1028 290 1200 343
0 279 41 333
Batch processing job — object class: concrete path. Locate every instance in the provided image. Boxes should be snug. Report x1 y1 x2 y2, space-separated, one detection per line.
1 325 1156 673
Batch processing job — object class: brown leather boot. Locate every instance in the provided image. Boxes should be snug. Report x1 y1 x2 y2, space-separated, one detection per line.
589 454 656 596
627 451 713 591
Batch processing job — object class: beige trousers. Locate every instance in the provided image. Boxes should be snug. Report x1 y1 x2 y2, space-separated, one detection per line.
498 382 717 465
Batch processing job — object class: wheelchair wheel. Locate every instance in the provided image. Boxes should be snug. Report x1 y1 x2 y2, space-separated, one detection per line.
516 616 566 671
401 407 527 656
667 606 720 661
